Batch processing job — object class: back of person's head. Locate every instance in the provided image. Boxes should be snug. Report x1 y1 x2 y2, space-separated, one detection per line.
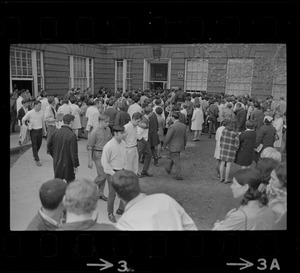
245 120 255 130
255 158 279 184
118 103 126 111
144 106 153 115
227 103 232 109
172 104 180 112
155 99 161 105
111 170 140 202
260 147 281 162
108 99 114 107
234 168 268 206
273 162 287 189
64 179 99 215
222 118 230 127
155 106 163 115
21 98 29 105
133 96 139 103
39 179 67 210
263 115 273 125
226 119 237 131
236 102 242 108
34 100 41 106
194 103 200 108
172 112 179 120
63 114 75 125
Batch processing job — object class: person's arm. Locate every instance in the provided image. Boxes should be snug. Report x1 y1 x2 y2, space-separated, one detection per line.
163 126 174 148
70 134 80 169
212 209 245 230
255 127 264 147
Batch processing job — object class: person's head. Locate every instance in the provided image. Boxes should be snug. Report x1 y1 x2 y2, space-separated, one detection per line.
194 103 200 109
47 96 55 105
98 113 110 128
227 103 232 109
236 102 242 109
155 106 163 116
21 98 29 108
33 100 42 111
269 162 287 190
133 96 139 103
260 147 281 162
63 114 75 127
108 99 114 107
63 179 99 216
118 103 126 112
280 96 285 101
254 102 261 109
144 106 153 116
155 99 161 106
274 110 283 119
263 115 273 125
39 179 67 211
221 118 230 127
112 125 126 141
231 168 268 206
111 170 140 203
255 158 279 184
69 96 77 104
172 104 180 112
172 111 179 120
245 120 255 130
225 118 237 131
131 112 142 126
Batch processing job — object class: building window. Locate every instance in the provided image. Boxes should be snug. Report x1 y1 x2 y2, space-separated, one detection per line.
225 59 253 96
272 61 286 100
69 56 94 92
185 59 208 93
115 59 133 93
10 48 33 78
10 48 44 96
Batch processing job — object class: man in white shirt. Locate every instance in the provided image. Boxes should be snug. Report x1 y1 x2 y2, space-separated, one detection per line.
85 98 101 139
124 112 143 175
127 96 142 120
101 125 127 223
111 170 198 230
44 96 58 145
22 100 45 166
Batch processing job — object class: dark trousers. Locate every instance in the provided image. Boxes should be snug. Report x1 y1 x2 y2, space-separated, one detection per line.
30 129 43 161
46 125 56 145
106 173 125 214
166 151 182 178
187 114 192 131
10 112 17 133
137 138 152 172
208 117 217 136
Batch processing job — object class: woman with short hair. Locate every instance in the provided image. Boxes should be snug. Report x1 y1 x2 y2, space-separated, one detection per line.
213 168 275 230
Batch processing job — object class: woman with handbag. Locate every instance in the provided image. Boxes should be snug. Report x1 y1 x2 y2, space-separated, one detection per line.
212 168 275 230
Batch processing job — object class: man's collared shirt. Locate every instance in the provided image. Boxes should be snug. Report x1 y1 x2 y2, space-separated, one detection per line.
87 125 112 151
44 105 57 126
124 121 137 148
116 193 198 231
127 103 142 120
101 138 127 175
22 109 44 130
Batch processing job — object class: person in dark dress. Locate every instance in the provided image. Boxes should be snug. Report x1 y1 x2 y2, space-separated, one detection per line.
235 120 257 168
47 114 80 183
253 116 277 164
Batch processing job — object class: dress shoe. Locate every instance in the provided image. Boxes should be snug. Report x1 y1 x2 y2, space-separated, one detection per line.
116 209 124 215
108 213 116 223
99 195 108 201
36 161 42 166
173 176 183 180
140 171 153 177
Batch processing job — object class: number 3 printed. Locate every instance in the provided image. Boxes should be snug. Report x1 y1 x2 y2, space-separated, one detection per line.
118 260 128 272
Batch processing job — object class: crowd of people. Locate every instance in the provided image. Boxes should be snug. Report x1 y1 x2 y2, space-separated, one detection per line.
10 86 286 230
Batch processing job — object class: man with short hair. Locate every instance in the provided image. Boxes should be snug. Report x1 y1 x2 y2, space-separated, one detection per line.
104 99 118 132
115 103 131 127
44 96 58 145
112 170 197 230
127 96 142 120
22 100 45 166
27 179 67 230
47 114 79 183
87 113 112 201
101 125 127 223
85 98 101 139
164 112 187 180
59 179 117 230
124 112 143 175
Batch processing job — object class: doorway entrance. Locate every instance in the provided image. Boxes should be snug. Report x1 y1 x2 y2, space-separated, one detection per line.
143 59 171 90
12 80 33 96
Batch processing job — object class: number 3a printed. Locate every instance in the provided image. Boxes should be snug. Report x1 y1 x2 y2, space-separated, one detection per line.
118 260 128 272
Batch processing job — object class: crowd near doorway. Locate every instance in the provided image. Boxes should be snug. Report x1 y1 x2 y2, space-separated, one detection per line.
12 80 33 96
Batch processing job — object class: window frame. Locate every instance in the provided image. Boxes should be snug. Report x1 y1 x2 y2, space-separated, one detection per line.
115 59 133 93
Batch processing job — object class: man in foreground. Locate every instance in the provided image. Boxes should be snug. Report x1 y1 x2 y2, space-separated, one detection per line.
111 170 197 230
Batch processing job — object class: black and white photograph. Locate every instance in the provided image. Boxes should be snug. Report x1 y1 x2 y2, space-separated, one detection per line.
10 43 287 231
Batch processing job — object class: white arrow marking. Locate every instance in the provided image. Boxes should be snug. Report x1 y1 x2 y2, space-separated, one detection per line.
227 257 254 270
87 258 114 271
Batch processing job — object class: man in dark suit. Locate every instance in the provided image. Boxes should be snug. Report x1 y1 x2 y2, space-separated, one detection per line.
163 112 187 180
235 102 247 132
47 114 80 183
147 107 160 165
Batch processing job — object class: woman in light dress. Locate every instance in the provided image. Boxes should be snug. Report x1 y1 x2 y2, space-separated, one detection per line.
272 111 284 151
191 103 204 141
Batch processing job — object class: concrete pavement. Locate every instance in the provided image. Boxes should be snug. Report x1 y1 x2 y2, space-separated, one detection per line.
10 137 122 230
